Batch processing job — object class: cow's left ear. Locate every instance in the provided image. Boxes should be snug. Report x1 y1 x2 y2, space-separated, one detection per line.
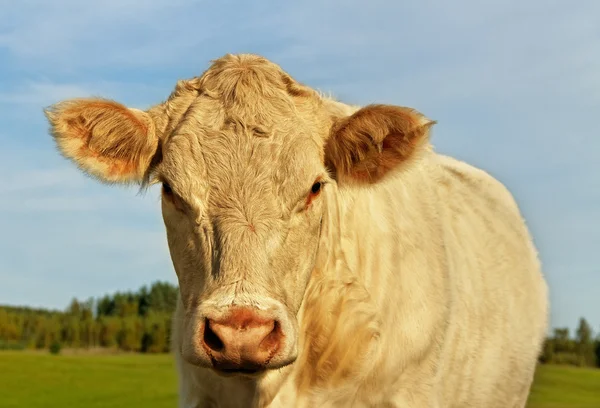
324 104 435 184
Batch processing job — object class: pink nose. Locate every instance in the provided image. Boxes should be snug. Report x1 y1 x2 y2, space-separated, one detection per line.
201 307 282 373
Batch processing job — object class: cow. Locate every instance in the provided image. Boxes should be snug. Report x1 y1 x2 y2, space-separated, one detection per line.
43 53 549 407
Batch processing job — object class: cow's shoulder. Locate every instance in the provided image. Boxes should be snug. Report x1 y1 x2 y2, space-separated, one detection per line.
431 154 521 216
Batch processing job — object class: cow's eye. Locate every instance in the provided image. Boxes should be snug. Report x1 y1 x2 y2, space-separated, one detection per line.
162 182 173 195
161 182 187 212
301 178 326 210
311 181 322 195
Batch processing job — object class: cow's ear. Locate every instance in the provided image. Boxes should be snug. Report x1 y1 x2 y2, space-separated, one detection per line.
44 98 160 184
324 104 435 184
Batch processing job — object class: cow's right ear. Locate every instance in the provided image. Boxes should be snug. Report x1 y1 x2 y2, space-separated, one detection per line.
324 104 435 184
44 98 160 185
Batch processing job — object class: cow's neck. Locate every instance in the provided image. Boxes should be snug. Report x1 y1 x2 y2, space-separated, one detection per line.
254 181 383 405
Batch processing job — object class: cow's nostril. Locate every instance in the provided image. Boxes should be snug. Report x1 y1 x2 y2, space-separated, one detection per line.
260 321 280 351
203 319 224 352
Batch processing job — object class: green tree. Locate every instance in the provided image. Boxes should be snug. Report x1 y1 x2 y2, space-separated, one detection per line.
138 286 151 317
539 338 555 364
98 317 120 348
0 280 178 353
595 336 600 368
575 317 596 367
141 318 168 353
67 298 81 318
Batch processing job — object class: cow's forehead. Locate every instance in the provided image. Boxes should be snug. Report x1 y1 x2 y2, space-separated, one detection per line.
161 115 323 197
157 55 327 213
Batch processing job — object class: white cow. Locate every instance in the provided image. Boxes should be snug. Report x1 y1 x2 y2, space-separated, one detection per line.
44 53 549 407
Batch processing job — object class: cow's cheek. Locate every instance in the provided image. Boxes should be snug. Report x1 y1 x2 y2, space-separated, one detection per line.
283 229 321 313
164 219 207 309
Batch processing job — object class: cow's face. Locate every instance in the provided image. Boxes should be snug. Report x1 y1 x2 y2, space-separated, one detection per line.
157 59 331 373
44 53 433 376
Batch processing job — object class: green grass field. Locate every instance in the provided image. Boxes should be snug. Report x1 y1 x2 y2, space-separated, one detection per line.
0 352 177 408
0 351 598 407
526 364 600 408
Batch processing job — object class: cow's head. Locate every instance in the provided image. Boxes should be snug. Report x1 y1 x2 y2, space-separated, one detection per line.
44 54 434 376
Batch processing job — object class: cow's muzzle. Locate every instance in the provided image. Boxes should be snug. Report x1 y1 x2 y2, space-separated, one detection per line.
200 307 284 374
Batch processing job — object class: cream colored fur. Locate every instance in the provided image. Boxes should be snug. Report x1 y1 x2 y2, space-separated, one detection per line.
44 53 549 408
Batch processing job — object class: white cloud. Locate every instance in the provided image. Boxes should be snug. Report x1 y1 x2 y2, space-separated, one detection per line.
0 0 232 72
0 80 168 111
0 82 92 105
0 168 161 214
4 167 83 192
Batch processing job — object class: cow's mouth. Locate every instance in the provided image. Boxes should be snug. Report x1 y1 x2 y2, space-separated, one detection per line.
211 366 267 378
222 367 260 374
208 355 270 376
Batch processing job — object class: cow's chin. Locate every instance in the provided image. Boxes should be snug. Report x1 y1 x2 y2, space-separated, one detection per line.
181 346 298 378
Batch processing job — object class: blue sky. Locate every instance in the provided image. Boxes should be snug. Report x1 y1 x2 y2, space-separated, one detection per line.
0 0 598 334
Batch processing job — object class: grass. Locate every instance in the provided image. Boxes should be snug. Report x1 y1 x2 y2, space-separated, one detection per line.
0 351 177 408
526 364 600 408
0 351 598 407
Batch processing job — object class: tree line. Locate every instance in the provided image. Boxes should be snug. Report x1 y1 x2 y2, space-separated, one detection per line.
1 282 599 367
539 317 600 368
0 281 178 353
